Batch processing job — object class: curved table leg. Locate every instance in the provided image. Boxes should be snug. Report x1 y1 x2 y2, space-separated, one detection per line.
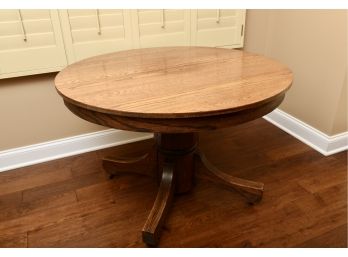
142 163 175 246
102 146 156 179
196 150 264 204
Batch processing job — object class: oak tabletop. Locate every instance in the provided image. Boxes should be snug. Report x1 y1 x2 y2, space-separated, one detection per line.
55 47 293 119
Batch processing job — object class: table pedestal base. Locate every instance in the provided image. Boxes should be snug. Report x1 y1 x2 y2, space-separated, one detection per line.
102 133 264 246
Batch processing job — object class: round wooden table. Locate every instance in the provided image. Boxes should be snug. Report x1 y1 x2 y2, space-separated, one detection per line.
55 47 293 246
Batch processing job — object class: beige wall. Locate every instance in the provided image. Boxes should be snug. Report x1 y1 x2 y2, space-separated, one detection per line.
244 10 347 135
332 73 347 134
0 73 104 151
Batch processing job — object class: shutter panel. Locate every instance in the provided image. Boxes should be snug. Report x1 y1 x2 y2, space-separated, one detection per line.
0 9 247 79
59 9 133 63
0 10 67 79
132 10 191 48
191 9 246 48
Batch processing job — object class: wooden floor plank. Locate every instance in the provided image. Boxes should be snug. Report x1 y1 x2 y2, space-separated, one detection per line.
0 233 27 248
0 190 116 237
296 224 347 247
0 191 23 209
0 164 72 196
22 172 106 203
0 191 77 223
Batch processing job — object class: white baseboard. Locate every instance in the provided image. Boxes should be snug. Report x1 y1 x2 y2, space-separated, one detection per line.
264 109 348 156
0 129 153 173
0 109 346 173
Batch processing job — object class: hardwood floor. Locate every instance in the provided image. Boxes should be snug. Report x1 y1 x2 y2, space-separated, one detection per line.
0 119 346 247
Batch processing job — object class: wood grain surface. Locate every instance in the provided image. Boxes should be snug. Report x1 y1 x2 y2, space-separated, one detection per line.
142 163 175 246
196 149 264 204
55 47 293 119
63 93 284 133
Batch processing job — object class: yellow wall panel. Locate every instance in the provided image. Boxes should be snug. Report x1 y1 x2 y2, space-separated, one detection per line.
191 9 245 48
59 9 134 63
0 9 245 78
0 10 67 79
